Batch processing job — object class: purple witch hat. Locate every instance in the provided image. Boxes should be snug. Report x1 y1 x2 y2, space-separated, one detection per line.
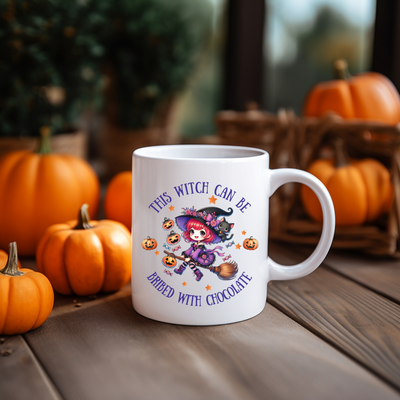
175 206 233 244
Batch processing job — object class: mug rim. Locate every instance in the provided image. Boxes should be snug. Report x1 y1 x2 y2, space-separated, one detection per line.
133 144 268 161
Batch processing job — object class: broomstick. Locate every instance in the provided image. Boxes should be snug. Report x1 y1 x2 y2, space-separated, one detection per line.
164 251 238 281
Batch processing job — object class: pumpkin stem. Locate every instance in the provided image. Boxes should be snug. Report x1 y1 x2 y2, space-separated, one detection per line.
0 242 24 277
74 204 93 230
333 137 350 168
37 126 52 155
333 59 351 80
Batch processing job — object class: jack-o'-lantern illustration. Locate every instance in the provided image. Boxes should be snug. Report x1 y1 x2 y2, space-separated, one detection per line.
162 217 174 230
142 236 157 250
162 255 177 268
243 236 258 250
166 231 181 245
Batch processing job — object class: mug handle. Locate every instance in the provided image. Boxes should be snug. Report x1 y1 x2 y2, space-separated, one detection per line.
267 168 335 281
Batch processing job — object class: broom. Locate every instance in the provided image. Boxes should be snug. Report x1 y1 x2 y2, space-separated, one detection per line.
164 251 238 280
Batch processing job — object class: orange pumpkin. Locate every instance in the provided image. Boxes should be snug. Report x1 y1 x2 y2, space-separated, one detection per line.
243 236 259 250
303 59 400 125
301 141 393 226
104 171 132 230
162 255 177 268
0 242 54 335
162 218 174 230
142 237 157 251
36 204 131 296
0 128 100 256
166 231 180 245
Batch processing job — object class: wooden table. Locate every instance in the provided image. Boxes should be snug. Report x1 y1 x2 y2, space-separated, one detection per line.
1 242 400 400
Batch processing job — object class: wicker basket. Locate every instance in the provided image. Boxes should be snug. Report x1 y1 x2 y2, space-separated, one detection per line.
101 120 178 178
215 108 292 153
215 108 400 257
0 130 88 159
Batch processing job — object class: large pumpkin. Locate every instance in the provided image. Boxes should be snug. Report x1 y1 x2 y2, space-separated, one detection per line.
0 129 100 256
301 141 393 226
104 171 132 230
303 59 400 125
36 204 131 296
0 242 54 335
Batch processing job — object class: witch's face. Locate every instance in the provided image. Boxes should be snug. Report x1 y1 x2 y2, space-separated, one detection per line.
190 228 208 242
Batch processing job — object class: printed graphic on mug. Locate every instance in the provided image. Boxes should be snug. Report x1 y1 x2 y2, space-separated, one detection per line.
132 145 335 325
140 181 258 307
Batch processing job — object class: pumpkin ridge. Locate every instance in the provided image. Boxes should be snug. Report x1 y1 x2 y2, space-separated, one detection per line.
24 273 43 331
0 277 10 333
65 158 90 219
368 73 400 123
24 155 42 255
61 233 74 295
3 276 13 334
63 155 100 219
39 229 73 295
0 153 39 254
32 155 45 252
94 230 108 293
65 230 104 295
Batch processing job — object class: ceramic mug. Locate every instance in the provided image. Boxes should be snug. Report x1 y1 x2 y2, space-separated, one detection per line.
131 145 335 325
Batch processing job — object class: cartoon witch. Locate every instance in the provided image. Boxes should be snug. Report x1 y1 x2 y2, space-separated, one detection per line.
172 206 238 281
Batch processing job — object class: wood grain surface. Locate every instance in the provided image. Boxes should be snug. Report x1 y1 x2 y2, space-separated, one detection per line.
1 246 400 400
323 250 400 304
0 335 61 400
23 290 400 400
268 242 400 391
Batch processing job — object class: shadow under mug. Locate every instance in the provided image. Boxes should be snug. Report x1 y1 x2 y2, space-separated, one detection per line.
131 145 335 326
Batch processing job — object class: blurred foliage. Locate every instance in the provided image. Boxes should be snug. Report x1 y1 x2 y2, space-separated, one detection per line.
0 0 213 136
265 5 375 114
0 0 108 137
103 0 213 129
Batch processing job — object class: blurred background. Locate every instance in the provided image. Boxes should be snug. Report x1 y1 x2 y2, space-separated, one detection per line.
1 0 397 179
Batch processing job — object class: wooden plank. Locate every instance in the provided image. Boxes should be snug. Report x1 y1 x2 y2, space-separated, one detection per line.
323 250 400 304
23 284 400 400
0 335 62 400
278 244 400 304
268 242 400 392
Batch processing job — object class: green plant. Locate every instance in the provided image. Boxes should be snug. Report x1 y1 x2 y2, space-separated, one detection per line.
102 0 213 129
0 0 213 136
0 0 107 137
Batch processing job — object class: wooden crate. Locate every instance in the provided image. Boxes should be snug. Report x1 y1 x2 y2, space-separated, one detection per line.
269 113 400 257
215 108 400 257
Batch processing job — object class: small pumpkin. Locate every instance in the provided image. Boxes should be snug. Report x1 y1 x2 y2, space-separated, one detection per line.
162 217 174 230
243 236 259 250
36 204 131 296
162 255 177 268
0 242 54 335
104 171 132 231
0 128 100 256
142 236 157 251
303 59 400 125
166 231 181 245
301 139 393 226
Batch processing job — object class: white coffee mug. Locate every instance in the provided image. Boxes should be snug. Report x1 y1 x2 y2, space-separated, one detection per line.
131 145 335 325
